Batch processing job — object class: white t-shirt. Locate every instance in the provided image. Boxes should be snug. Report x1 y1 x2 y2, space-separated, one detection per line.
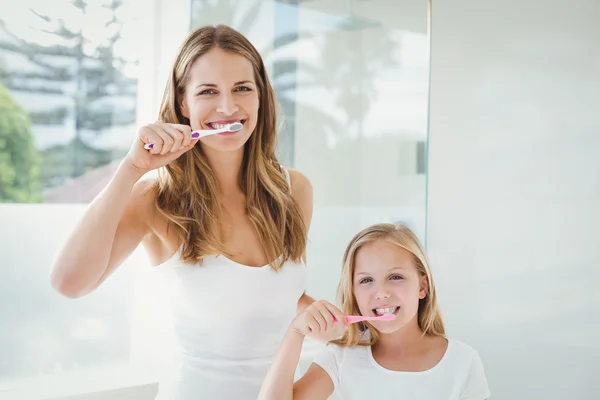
313 338 490 400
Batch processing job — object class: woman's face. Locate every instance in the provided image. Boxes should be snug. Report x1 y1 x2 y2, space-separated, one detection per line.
180 47 260 153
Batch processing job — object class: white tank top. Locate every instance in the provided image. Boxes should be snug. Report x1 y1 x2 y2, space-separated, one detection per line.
154 168 307 400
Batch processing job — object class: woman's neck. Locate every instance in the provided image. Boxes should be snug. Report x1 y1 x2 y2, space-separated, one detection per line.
202 146 245 195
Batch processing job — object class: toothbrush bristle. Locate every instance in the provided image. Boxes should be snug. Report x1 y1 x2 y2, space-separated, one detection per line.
228 122 243 131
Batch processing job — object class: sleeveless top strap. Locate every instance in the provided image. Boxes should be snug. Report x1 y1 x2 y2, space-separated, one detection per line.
281 166 292 194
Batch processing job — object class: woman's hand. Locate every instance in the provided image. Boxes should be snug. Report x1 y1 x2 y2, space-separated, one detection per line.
291 300 348 339
124 122 200 174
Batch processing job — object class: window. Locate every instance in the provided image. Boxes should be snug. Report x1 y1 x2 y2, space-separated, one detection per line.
0 0 430 398
0 0 148 397
0 0 141 204
190 0 430 302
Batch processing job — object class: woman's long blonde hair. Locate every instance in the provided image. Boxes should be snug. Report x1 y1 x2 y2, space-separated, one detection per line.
154 25 306 270
332 223 445 347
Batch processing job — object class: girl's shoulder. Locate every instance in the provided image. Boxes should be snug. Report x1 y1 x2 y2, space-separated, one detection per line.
441 338 487 373
323 336 483 367
446 339 481 359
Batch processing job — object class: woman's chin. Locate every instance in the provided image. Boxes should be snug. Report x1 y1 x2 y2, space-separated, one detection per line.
200 133 249 152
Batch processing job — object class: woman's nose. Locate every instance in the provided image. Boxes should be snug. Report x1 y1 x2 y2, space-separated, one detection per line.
216 93 238 115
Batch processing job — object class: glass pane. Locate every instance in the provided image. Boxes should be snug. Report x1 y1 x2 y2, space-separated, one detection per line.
190 0 430 304
0 0 140 204
0 0 146 393
0 206 137 385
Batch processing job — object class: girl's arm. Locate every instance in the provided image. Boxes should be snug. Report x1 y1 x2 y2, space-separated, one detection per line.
459 352 491 400
258 300 345 400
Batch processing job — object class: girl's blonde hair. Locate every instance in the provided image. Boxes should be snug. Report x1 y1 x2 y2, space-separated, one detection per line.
332 223 445 347
154 25 306 270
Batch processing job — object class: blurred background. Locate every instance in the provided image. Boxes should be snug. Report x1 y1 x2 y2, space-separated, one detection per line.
0 0 598 399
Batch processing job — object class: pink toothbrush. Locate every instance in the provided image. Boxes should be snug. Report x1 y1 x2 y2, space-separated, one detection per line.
335 314 396 324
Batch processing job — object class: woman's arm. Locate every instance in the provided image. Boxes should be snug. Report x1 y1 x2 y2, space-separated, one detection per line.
50 123 198 298
49 160 151 298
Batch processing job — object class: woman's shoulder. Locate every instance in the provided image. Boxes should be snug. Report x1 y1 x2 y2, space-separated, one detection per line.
128 176 170 231
130 176 159 210
284 168 312 206
129 177 180 259
284 168 311 192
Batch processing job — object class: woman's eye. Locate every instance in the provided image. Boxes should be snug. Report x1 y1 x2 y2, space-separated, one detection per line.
199 89 216 95
235 86 251 92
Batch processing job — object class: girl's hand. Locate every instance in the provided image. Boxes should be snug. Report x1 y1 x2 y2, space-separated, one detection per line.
291 300 348 338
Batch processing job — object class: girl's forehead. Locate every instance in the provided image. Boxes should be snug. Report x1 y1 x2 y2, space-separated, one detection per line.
353 242 416 276
354 263 414 277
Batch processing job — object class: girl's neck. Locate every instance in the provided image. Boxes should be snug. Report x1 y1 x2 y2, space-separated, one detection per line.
370 322 449 373
372 319 426 353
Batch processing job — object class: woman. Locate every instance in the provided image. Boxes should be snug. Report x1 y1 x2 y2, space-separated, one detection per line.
50 25 316 399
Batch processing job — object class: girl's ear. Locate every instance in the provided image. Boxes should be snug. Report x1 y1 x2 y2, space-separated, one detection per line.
419 275 429 300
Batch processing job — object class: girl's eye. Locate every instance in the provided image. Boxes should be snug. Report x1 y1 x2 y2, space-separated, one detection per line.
390 275 403 281
359 278 372 284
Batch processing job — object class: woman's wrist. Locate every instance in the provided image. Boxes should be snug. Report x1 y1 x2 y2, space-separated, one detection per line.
119 156 147 181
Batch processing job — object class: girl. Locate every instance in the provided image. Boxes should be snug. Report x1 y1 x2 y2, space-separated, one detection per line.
50 25 318 399
259 223 491 400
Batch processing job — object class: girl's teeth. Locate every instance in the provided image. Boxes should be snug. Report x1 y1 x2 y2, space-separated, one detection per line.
375 307 397 315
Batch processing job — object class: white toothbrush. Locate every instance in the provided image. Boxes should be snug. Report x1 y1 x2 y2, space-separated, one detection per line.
143 122 243 150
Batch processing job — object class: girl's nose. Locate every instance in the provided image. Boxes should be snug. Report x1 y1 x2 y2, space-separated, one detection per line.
374 286 391 299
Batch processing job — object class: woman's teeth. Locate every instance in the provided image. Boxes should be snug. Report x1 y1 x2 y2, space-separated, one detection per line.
209 120 243 129
373 307 399 316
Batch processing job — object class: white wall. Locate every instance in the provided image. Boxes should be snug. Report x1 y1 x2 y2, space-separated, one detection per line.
427 1 600 399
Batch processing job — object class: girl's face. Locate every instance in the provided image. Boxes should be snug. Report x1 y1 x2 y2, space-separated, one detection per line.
180 47 260 153
353 240 428 334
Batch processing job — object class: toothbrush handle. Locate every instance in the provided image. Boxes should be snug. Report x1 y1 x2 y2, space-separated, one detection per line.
332 315 370 324
345 315 375 324
143 129 220 150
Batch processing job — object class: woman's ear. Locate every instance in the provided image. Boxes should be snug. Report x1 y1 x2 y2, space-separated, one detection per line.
179 95 190 119
419 275 429 300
